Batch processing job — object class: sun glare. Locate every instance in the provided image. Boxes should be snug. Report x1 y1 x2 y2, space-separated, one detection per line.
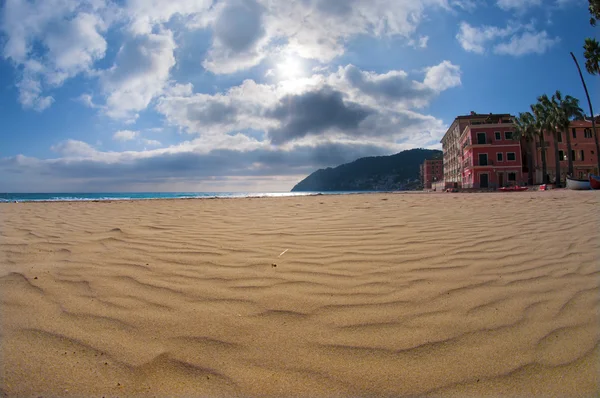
275 54 306 80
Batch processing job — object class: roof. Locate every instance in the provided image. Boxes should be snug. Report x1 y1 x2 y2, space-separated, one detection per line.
570 120 596 128
455 113 513 119
441 112 515 143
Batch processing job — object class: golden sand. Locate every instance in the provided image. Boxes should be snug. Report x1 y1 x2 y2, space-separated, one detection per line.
1 191 599 397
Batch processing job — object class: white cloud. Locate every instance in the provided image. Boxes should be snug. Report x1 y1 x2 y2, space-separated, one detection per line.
1 0 110 110
493 30 559 56
142 139 162 147
199 0 466 74
456 22 519 54
16 73 55 111
124 0 214 35
456 21 558 56
113 130 139 141
156 62 459 149
423 61 462 91
496 0 541 11
496 0 578 11
101 30 177 120
1 0 469 117
51 139 98 157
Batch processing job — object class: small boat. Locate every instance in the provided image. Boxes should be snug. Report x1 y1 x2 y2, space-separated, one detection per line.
498 186 528 192
566 176 591 190
589 174 600 190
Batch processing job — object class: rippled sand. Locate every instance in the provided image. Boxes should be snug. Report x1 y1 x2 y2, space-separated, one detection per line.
1 191 599 397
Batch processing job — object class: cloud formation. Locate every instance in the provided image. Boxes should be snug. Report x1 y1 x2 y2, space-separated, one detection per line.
1 0 580 192
456 22 559 56
0 140 395 192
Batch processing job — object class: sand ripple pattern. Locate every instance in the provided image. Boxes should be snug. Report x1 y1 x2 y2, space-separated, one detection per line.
1 191 599 397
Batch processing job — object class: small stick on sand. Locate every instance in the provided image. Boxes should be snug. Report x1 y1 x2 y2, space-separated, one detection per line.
278 249 289 257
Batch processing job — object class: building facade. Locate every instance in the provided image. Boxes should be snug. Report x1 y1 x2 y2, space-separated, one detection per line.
460 123 523 188
441 112 514 189
440 113 598 189
421 159 443 189
534 120 599 183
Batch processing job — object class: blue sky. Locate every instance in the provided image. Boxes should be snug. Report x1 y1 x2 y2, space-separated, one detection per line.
0 0 598 192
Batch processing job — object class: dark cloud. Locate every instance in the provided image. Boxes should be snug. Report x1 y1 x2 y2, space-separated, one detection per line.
267 87 373 144
342 65 434 101
214 0 265 52
185 100 238 125
107 33 171 84
312 0 357 16
0 142 393 191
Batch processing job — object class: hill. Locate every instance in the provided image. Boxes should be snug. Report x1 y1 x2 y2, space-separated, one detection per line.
291 148 442 192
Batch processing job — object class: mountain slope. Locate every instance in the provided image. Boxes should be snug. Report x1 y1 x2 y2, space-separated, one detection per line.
291 148 442 192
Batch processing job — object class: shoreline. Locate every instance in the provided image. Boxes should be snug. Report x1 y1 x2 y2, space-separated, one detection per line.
0 190 424 204
1 187 577 204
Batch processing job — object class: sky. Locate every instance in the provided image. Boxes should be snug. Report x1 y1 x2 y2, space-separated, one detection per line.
0 0 598 192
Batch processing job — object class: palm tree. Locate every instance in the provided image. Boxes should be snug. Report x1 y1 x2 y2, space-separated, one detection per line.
539 94 563 186
584 38 600 75
512 112 537 185
589 0 599 26
585 0 600 75
571 52 600 175
531 102 550 184
551 91 585 177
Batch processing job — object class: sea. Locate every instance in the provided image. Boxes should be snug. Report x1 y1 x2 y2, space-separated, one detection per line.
0 191 373 203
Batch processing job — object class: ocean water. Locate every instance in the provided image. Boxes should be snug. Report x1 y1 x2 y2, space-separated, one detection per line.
0 191 373 203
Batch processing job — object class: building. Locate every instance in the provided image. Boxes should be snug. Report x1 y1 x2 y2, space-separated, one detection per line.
421 158 443 189
460 122 523 188
535 120 599 183
441 112 514 189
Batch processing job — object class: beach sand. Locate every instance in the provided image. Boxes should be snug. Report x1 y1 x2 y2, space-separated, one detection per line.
1 191 599 397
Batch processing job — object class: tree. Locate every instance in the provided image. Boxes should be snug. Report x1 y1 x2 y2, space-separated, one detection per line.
585 0 600 75
531 102 550 184
538 94 563 186
583 0 600 75
589 0 600 25
571 52 600 174
512 112 537 185
584 38 600 75
551 91 584 177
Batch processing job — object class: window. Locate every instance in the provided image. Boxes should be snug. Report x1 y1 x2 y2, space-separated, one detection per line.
497 152 503 162
504 131 513 140
508 172 517 181
478 153 488 166
477 132 487 145
557 132 562 142
572 150 576 161
572 128 577 139
580 150 585 161
495 132 501 140
559 150 565 161
584 129 593 138
507 152 516 161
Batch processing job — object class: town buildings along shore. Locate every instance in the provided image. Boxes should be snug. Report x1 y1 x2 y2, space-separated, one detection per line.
422 112 598 190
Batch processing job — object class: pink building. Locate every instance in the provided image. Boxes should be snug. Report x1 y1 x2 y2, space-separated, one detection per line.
534 120 599 183
441 113 599 189
441 112 514 189
421 159 443 189
460 124 523 188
